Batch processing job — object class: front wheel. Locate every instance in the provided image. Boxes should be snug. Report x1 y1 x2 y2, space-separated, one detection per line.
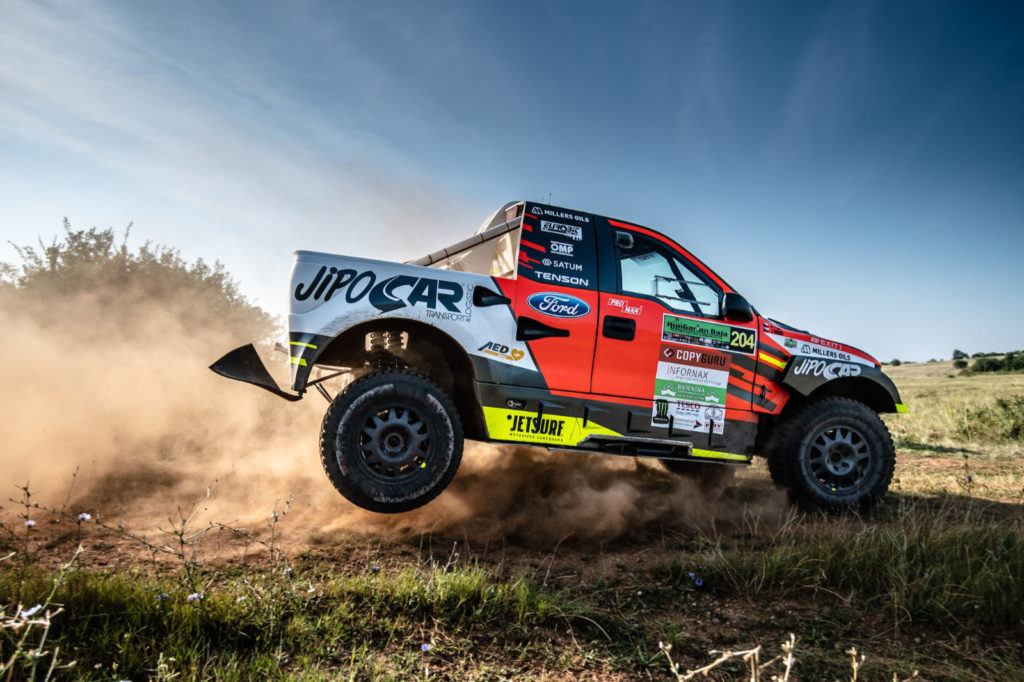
768 397 894 513
319 371 463 513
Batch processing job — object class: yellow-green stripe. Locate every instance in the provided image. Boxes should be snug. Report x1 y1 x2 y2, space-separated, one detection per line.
691 448 748 462
758 351 787 370
290 341 318 349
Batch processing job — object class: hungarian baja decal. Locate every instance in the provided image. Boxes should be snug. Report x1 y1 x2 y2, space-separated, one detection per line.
662 314 755 354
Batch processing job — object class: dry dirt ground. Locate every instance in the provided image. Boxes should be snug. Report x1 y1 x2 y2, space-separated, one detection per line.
10 451 1022 680
5 360 1023 679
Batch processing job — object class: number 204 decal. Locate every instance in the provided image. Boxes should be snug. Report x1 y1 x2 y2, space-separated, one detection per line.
662 314 757 355
730 329 755 352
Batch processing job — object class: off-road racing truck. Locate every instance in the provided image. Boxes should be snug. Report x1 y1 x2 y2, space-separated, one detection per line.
211 202 907 514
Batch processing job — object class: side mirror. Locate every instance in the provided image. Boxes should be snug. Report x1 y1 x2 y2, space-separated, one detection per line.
722 292 754 323
614 231 634 250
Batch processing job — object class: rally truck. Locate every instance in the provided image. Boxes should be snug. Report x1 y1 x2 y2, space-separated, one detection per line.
211 201 907 514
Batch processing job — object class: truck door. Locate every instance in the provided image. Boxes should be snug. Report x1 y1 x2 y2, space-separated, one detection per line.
508 203 600 393
590 222 758 450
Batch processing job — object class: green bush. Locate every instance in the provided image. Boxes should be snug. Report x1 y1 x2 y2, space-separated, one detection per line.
972 357 1004 373
953 359 968 370
1 220 274 343
958 395 1024 443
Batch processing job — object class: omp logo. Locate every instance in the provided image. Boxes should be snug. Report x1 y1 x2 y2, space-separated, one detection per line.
527 292 591 318
478 341 525 363
540 221 583 241
550 241 574 256
793 359 862 380
295 267 464 314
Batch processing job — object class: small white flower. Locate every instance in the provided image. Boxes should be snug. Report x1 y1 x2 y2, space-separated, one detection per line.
19 604 43 618
236 596 247 603
307 586 315 594
24 520 35 527
187 592 202 602
77 512 92 521
636 590 643 596
283 567 292 574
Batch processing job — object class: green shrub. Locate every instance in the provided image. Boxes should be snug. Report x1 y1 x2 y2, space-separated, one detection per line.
972 357 1004 373
958 395 1024 443
1 220 274 344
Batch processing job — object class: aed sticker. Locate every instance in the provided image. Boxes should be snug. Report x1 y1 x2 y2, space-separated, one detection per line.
662 315 756 355
482 407 618 446
477 341 526 364
652 399 725 435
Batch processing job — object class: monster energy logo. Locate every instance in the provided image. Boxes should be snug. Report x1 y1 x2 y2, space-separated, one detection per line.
654 399 670 425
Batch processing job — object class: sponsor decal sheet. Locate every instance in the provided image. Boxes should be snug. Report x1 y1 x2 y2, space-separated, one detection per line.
650 314 756 434
652 343 728 434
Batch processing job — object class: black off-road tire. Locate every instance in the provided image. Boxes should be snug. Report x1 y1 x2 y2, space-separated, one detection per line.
319 370 463 514
767 397 894 513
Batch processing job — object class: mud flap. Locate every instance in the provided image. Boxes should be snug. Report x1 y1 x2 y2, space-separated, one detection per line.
209 344 303 401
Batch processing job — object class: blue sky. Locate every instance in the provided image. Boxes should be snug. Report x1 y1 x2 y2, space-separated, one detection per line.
2 1 1022 361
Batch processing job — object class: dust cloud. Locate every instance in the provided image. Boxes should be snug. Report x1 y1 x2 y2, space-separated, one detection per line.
0 272 786 550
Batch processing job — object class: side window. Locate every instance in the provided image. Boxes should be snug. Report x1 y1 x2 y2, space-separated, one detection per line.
618 234 721 317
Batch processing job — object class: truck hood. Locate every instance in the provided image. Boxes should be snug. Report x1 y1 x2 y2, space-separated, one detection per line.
765 318 880 367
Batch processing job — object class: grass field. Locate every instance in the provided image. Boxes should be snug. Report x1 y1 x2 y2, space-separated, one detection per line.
3 362 1023 680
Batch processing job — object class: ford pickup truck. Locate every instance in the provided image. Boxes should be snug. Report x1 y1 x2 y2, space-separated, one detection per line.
211 201 906 513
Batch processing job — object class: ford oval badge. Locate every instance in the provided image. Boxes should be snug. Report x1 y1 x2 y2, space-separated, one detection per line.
526 292 591 319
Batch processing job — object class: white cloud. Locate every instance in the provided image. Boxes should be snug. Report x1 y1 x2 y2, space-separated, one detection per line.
0 3 484 315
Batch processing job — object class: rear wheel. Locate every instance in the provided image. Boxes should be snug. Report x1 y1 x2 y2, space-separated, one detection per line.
768 397 894 512
320 371 463 513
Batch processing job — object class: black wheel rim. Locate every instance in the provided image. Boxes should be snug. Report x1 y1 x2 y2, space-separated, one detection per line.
355 403 431 482
800 423 873 496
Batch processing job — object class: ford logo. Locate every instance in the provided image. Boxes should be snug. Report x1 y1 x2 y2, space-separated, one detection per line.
526 292 591 319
